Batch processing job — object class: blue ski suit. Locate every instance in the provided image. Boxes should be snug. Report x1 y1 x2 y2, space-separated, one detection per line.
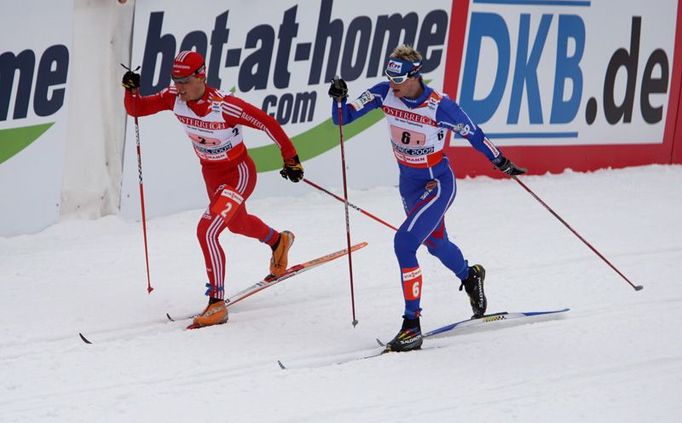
332 80 504 318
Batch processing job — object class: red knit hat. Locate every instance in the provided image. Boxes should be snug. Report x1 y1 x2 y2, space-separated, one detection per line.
172 50 205 78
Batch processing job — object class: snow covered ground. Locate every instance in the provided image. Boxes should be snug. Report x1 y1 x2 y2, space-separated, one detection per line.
1 165 681 422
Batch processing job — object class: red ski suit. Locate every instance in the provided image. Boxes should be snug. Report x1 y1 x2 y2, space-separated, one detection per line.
124 86 297 299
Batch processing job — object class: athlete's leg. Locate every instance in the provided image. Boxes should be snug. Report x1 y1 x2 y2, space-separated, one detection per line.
394 169 457 317
222 156 293 277
419 169 486 317
223 157 281 247
197 207 228 300
197 157 271 299
424 220 469 280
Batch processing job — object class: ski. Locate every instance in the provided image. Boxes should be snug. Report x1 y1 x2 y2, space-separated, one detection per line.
423 308 570 338
223 241 368 309
278 343 450 370
168 241 369 329
328 348 392 365
80 242 369 341
277 347 390 370
374 308 569 346
279 308 569 368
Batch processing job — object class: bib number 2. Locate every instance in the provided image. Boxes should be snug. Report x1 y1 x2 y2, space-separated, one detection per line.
210 187 244 222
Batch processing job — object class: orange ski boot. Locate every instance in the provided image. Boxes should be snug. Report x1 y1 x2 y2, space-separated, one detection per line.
191 301 228 328
269 230 295 278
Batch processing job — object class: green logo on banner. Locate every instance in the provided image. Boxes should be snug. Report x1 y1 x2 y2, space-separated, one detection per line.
249 81 432 172
0 123 54 165
250 109 384 172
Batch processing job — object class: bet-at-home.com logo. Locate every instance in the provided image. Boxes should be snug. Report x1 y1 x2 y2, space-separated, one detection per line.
136 0 449 171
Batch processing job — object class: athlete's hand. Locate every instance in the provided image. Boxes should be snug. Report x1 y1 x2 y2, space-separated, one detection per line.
280 155 304 182
328 77 348 102
493 156 527 176
121 70 140 92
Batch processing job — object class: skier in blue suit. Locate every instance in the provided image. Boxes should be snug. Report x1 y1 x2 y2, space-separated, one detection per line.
328 44 526 351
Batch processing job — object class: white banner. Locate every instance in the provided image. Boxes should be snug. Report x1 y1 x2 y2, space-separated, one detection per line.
121 0 453 219
457 0 677 146
0 0 73 236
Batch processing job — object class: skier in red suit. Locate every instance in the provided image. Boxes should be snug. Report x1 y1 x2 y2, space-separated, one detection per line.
121 50 304 327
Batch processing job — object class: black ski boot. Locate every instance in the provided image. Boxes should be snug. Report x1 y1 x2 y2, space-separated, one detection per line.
459 264 487 318
386 315 423 352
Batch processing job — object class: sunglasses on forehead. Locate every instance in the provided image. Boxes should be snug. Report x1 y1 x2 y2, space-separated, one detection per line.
172 65 206 84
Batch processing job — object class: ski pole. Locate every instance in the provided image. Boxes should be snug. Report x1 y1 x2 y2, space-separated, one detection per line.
133 112 154 294
510 175 643 291
122 64 153 294
335 98 358 326
303 178 398 231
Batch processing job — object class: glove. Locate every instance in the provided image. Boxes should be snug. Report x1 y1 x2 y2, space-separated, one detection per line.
121 70 140 92
280 155 304 182
328 77 348 102
493 156 527 175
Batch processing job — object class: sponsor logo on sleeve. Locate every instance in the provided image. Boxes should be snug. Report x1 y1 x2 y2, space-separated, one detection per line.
350 90 374 111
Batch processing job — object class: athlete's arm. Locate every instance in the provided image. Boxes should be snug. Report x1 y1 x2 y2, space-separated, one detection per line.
222 96 298 160
331 82 389 125
124 88 176 117
436 97 501 161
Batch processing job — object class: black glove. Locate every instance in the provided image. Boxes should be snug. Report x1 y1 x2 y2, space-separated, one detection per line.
280 155 304 182
493 156 527 175
121 70 140 92
328 77 348 102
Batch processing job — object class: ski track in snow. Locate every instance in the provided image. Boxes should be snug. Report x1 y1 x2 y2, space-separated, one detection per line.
1 165 681 422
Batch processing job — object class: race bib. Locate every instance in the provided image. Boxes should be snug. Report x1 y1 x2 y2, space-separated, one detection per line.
210 187 244 222
390 125 426 146
189 133 221 146
401 267 423 300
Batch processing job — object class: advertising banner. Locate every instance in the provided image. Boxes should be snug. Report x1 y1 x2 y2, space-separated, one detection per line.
121 0 453 218
0 0 72 236
444 0 681 174
121 0 681 219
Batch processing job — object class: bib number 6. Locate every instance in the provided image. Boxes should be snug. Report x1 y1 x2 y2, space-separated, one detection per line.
390 125 426 146
411 281 421 298
401 131 411 144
